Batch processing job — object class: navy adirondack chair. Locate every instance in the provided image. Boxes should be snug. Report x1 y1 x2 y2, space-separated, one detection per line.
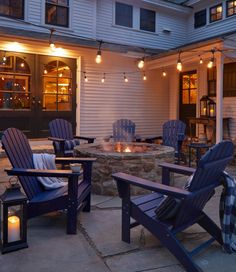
49 118 95 157
112 140 234 272
105 119 140 142
146 120 186 164
2 128 96 234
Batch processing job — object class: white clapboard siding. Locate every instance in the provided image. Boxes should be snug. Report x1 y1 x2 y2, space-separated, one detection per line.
79 50 169 140
96 0 188 50
72 0 96 38
223 98 236 139
187 0 236 43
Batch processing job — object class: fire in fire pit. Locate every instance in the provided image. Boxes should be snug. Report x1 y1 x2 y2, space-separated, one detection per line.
114 142 148 153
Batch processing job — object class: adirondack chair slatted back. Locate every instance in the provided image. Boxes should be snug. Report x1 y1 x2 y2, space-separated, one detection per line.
162 120 186 150
174 140 234 228
2 128 44 200
49 119 74 140
113 119 136 142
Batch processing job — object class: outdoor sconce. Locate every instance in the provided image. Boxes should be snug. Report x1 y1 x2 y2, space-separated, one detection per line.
0 180 28 254
200 95 216 118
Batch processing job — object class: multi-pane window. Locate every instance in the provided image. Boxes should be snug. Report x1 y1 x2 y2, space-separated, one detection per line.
210 4 223 22
194 9 206 28
181 73 197 105
45 0 69 27
42 60 72 111
226 0 236 17
140 8 155 32
0 55 31 110
0 0 24 19
115 2 133 28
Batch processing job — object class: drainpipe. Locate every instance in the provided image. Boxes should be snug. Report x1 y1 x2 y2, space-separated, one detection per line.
216 51 224 143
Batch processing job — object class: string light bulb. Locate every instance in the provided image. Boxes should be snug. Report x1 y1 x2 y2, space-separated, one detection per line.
49 28 56 50
2 51 7 62
162 70 167 77
138 58 145 69
176 52 182 72
207 49 215 69
44 68 48 74
199 56 203 64
95 41 103 64
123 73 128 82
143 72 147 81
101 73 105 83
84 72 88 82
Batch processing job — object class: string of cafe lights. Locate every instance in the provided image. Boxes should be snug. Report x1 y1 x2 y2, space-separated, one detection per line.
1 16 236 83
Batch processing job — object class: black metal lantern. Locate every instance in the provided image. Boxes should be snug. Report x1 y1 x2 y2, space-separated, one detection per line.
200 95 210 117
0 180 28 254
208 98 216 117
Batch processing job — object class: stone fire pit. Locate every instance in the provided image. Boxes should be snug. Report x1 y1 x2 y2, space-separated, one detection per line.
74 142 174 195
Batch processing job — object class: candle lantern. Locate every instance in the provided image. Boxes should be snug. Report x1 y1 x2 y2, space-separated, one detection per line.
208 98 216 117
200 95 210 117
200 95 216 117
0 180 28 254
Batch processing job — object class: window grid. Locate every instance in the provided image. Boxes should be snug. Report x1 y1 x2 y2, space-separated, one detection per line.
226 0 236 17
210 4 223 23
45 0 69 27
0 0 24 19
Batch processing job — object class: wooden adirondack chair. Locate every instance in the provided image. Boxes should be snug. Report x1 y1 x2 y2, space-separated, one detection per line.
146 120 186 164
2 127 96 234
105 119 140 142
112 140 234 272
49 118 95 156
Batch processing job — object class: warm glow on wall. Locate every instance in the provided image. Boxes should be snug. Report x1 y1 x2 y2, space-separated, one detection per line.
5 42 25 52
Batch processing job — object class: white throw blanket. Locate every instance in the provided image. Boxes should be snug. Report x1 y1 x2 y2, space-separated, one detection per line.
33 153 67 190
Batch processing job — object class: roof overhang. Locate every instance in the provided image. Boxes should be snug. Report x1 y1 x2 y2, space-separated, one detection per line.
147 31 236 69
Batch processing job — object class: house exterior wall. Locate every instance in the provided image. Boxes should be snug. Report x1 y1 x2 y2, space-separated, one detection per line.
187 0 236 43
96 0 188 49
79 49 169 140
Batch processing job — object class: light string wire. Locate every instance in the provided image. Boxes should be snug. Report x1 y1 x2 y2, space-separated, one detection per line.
1 16 236 80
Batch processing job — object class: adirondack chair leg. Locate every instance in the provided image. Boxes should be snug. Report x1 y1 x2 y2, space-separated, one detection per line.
158 230 202 272
121 198 131 243
67 176 79 234
198 213 223 245
82 193 91 212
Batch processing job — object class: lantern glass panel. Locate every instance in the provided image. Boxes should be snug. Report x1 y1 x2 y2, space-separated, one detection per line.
7 204 23 243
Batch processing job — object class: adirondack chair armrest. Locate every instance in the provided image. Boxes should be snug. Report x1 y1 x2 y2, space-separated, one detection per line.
73 136 96 143
55 157 96 165
48 136 66 143
112 172 191 199
158 162 195 176
5 168 82 178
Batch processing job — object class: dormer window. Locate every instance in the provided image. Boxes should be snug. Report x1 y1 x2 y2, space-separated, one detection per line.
115 2 133 28
226 1 236 17
0 0 24 19
45 0 69 28
140 8 156 32
210 4 223 23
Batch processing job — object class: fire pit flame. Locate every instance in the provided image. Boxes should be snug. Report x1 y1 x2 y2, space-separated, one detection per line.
124 146 131 153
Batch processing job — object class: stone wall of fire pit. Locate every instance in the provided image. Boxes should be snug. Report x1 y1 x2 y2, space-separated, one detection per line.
74 142 175 195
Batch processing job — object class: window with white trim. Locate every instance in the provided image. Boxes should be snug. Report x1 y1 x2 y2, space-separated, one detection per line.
0 0 24 19
226 0 236 17
115 2 133 28
209 4 223 23
140 8 156 32
45 0 69 28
